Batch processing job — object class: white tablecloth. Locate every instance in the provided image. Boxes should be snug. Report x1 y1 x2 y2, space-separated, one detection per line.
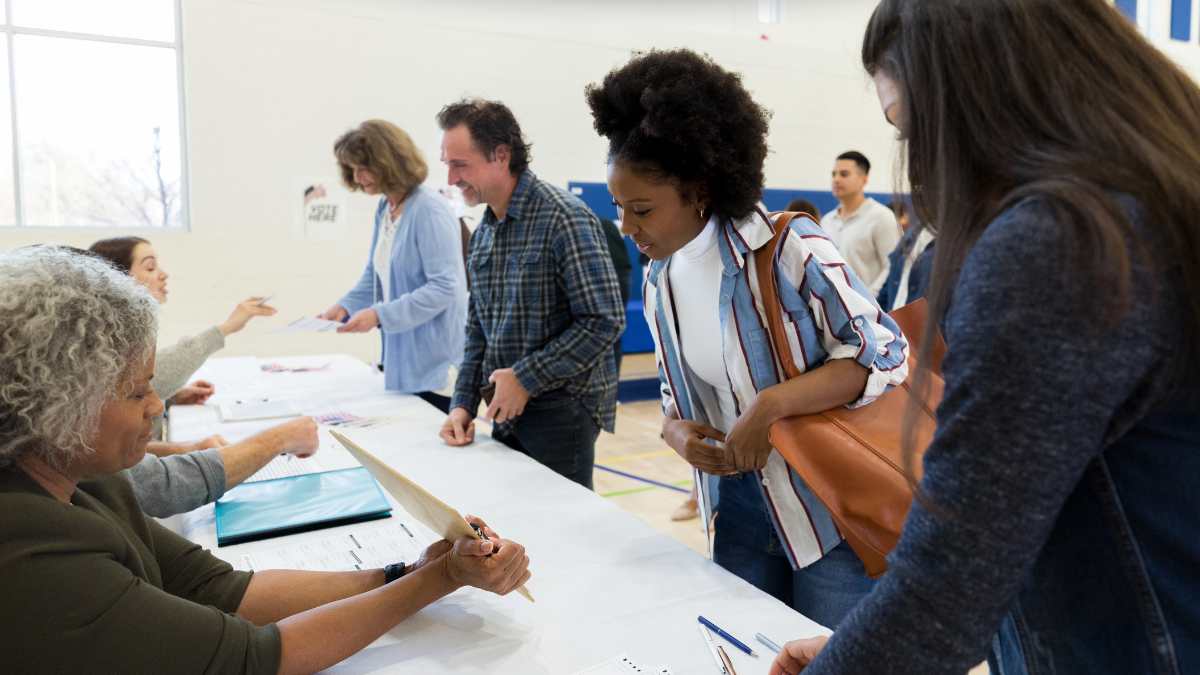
167 355 828 675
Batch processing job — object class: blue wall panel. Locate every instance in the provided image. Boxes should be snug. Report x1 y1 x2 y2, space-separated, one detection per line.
569 181 619 221
1171 0 1193 41
1116 0 1139 21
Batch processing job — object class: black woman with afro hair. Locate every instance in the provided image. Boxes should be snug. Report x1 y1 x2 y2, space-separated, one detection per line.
586 49 908 629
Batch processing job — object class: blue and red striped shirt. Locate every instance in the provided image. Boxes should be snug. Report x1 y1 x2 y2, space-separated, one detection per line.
645 209 908 568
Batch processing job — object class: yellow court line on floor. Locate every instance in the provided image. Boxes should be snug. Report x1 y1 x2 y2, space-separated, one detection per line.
598 448 679 464
600 479 693 499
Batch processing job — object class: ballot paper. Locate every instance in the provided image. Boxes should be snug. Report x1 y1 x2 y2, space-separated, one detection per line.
329 429 535 602
573 655 674 675
276 316 343 333
260 361 331 373
232 522 426 572
312 411 368 427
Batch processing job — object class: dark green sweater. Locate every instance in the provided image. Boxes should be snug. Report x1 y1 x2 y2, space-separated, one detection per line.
0 468 281 674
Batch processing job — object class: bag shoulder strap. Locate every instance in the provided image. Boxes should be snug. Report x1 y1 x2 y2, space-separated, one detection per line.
753 211 944 379
754 211 804 381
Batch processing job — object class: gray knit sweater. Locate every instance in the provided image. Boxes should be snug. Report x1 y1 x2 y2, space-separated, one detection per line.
153 325 225 400
126 326 228 517
124 449 227 518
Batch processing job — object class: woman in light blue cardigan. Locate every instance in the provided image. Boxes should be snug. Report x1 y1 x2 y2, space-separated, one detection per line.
318 120 467 410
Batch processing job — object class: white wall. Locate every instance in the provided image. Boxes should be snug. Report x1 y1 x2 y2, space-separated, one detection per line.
2 0 1198 363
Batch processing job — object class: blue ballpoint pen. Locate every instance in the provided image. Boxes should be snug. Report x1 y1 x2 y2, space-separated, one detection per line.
697 615 757 657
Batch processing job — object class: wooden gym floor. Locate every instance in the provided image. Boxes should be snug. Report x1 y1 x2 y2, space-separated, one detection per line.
596 354 705 553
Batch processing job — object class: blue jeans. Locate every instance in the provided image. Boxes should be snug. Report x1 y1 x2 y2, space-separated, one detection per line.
415 391 451 414
491 389 599 489
713 472 875 629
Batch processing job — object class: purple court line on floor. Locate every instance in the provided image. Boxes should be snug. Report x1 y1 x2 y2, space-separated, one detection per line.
594 464 690 494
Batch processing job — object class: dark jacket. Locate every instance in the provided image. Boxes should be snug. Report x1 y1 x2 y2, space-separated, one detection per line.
876 226 934 312
808 196 1200 674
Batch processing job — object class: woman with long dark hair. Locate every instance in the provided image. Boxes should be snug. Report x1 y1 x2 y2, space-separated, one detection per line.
771 1 1200 673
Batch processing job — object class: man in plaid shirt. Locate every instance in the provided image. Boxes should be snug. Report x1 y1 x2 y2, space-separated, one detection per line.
436 99 625 489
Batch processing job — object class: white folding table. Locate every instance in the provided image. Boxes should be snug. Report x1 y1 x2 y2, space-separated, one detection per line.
166 354 829 675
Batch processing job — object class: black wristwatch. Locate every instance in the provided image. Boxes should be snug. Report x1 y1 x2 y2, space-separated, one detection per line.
383 562 407 584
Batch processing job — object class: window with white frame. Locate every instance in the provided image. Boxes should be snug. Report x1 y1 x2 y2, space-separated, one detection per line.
1 0 186 228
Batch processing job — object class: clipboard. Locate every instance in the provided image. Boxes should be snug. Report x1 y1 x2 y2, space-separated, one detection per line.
214 467 391 546
328 429 534 602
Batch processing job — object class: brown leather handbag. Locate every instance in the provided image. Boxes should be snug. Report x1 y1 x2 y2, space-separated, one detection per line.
754 212 946 578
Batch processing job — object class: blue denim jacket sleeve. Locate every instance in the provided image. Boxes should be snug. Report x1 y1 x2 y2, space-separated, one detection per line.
805 198 1175 674
371 196 463 334
875 230 911 311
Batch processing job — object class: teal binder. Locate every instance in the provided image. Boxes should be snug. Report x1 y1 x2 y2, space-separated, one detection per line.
215 467 391 546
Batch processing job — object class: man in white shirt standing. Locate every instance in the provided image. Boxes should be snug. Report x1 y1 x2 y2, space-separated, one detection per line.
819 150 901 293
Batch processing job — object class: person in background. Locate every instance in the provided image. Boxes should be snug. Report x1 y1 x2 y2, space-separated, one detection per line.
599 217 633 377
818 151 900 293
317 119 468 414
434 184 476 289
0 246 531 674
875 200 935 312
89 236 275 407
784 197 822 222
436 98 625 490
589 49 907 628
772 0 1200 672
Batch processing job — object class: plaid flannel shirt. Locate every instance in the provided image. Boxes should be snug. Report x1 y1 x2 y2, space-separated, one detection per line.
451 170 625 432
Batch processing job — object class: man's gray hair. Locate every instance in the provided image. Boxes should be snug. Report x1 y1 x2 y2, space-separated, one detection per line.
0 246 158 470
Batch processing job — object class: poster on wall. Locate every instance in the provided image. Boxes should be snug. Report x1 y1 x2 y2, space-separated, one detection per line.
295 179 349 240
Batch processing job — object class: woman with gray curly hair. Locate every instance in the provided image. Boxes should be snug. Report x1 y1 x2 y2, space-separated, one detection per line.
0 247 531 674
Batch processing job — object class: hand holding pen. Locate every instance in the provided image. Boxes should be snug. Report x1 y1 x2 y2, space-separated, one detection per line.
768 636 830 675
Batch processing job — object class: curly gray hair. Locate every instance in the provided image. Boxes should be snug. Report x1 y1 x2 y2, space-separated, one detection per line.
0 246 158 470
